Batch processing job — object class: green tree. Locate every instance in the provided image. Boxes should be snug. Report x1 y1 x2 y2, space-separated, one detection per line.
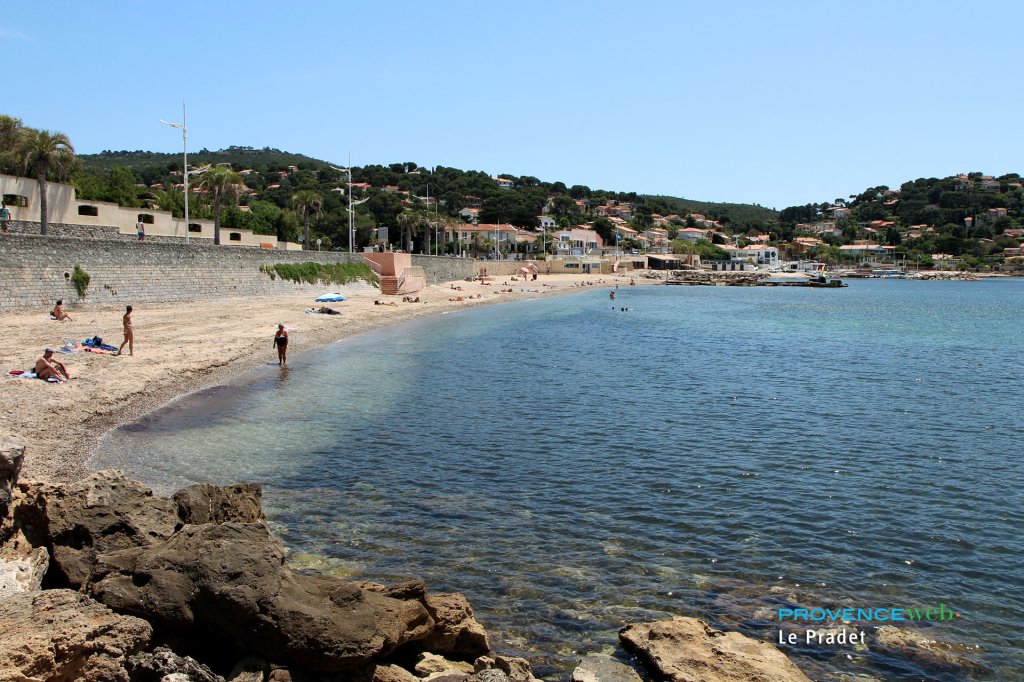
19 128 76 235
193 166 243 245
591 216 615 245
0 115 24 173
291 190 323 250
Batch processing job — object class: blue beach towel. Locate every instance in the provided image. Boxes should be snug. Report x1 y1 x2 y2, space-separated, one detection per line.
82 337 118 352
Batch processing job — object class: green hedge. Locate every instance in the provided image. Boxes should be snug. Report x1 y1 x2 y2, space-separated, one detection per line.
260 261 379 287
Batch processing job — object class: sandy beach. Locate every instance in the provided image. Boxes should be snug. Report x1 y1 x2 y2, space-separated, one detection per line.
2 271 648 483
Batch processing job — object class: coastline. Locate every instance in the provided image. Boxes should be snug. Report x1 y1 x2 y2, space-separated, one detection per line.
2 271 648 483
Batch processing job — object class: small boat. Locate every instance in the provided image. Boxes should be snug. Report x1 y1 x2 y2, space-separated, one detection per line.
805 275 848 288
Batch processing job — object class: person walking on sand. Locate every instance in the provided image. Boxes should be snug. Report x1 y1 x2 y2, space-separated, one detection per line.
273 323 289 366
136 221 145 241
117 305 134 356
35 348 71 381
52 299 72 321
0 201 11 234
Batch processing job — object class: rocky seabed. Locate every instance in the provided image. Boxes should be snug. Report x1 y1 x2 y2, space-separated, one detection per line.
0 436 978 681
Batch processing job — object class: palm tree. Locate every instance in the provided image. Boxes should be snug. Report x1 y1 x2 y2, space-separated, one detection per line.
396 210 417 253
19 128 76 235
291 190 323 250
195 166 243 245
397 210 434 253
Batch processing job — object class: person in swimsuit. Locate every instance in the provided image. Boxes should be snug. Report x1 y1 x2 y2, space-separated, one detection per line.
117 305 134 356
35 348 71 381
273 323 288 366
52 299 72 321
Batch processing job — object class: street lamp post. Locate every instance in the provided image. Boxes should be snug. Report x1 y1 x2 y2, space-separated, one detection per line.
159 103 192 244
329 161 356 253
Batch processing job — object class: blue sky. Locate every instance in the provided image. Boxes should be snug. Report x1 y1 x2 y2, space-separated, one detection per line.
5 1 1023 209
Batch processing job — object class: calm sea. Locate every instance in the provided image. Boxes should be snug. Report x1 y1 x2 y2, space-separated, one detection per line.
91 279 1024 681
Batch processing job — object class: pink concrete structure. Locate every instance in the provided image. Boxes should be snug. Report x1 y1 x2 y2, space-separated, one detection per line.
362 252 426 295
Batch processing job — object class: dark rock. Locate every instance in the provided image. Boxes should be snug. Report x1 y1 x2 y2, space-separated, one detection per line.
571 654 643 682
0 435 25 523
228 657 270 682
0 588 152 682
88 522 433 673
13 469 179 587
475 671 509 682
619 617 814 682
128 646 225 682
419 593 491 660
174 482 265 525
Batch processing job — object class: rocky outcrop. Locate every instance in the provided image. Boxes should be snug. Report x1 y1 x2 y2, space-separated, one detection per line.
0 435 25 523
419 593 491 660
228 657 270 682
174 482 265 525
619 617 814 682
374 663 420 682
0 527 49 597
88 521 433 673
415 652 476 676
13 469 180 587
128 646 225 682
2 467 507 681
474 655 540 682
571 654 643 682
872 625 987 674
0 588 152 682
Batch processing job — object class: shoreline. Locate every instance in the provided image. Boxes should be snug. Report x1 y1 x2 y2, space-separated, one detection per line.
2 272 649 483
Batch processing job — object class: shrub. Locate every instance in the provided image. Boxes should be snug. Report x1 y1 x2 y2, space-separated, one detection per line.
266 261 379 287
71 264 91 298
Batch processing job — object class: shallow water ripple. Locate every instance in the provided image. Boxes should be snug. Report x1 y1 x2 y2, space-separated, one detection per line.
91 280 1024 681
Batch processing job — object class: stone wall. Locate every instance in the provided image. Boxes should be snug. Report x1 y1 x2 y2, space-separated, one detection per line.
0 235 372 310
410 255 477 284
0 236 492 310
7 220 124 240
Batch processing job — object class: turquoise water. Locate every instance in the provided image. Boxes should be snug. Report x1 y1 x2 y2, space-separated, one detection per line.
91 280 1024 681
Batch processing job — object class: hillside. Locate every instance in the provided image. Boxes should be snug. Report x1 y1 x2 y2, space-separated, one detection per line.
641 195 778 227
79 146 335 173
71 148 778 251
775 172 1024 268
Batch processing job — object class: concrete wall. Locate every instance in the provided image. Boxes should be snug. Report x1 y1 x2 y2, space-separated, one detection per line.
410 255 477 283
1 173 301 249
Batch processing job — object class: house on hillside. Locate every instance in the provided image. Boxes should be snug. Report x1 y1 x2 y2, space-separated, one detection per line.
553 228 602 256
494 177 514 189
445 222 518 253
675 227 710 243
538 215 557 230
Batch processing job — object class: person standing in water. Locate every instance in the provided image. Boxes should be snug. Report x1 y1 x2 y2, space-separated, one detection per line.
273 323 289 366
117 305 134 356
